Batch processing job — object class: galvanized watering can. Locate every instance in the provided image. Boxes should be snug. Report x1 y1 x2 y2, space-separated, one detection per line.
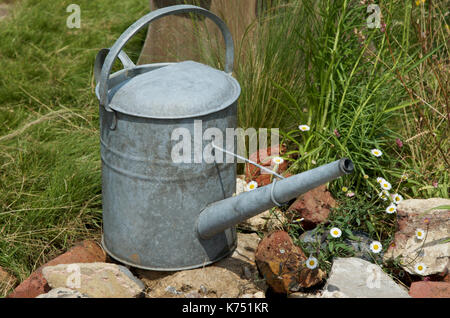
94 5 354 271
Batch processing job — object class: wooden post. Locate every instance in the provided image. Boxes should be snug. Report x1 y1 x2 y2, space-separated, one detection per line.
138 0 259 67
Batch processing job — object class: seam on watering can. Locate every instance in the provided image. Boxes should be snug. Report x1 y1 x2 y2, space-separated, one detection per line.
100 156 226 182
101 235 237 271
105 76 241 120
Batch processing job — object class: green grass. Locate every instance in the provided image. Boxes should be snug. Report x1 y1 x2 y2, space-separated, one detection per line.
246 0 449 286
0 0 149 295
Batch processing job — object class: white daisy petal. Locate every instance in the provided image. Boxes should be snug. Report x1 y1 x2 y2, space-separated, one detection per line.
386 204 397 214
415 228 425 240
299 125 310 132
377 177 386 184
380 181 392 191
272 157 284 165
370 241 382 253
306 256 318 269
393 193 403 204
245 181 258 192
371 149 383 157
378 190 389 201
414 263 427 275
330 227 342 238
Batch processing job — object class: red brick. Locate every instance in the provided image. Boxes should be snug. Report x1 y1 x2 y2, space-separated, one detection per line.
409 281 450 298
244 144 288 187
287 185 336 230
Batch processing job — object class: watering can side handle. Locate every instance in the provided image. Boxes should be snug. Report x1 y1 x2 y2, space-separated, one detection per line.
98 4 235 112
94 49 136 86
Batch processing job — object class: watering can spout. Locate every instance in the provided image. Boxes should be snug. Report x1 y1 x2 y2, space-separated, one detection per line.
197 158 354 240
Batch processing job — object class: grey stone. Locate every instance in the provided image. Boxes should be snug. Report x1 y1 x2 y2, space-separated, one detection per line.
36 287 89 298
324 257 410 298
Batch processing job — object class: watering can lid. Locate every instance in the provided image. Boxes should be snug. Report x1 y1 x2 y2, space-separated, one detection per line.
106 61 240 119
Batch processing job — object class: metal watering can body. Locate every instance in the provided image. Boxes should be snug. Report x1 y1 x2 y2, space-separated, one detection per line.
94 5 354 271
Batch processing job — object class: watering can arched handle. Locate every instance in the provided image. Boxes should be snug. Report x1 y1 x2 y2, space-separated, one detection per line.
97 4 235 112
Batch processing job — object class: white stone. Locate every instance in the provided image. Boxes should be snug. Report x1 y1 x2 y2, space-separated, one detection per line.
383 198 450 276
36 287 88 298
42 263 145 298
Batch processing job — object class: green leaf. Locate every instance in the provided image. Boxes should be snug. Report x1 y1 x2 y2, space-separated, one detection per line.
328 241 334 252
366 220 376 234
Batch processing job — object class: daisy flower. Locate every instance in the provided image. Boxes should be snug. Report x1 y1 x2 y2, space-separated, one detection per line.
246 181 258 191
380 180 392 191
272 157 284 165
400 174 408 181
377 177 386 184
378 190 389 201
330 227 342 238
371 149 383 157
299 125 310 132
392 193 403 204
415 228 425 240
305 256 318 270
414 263 427 275
370 241 382 254
386 204 397 214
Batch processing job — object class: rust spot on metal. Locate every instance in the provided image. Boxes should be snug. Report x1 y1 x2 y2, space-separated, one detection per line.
130 253 141 264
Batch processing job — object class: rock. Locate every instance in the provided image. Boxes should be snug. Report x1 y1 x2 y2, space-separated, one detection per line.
41 262 145 298
287 185 336 230
288 290 348 298
36 287 89 298
241 291 265 298
0 267 17 297
238 208 287 233
244 144 288 187
235 176 247 196
137 233 267 298
409 281 450 298
383 198 450 276
324 257 410 298
255 231 325 294
300 230 378 261
7 240 107 298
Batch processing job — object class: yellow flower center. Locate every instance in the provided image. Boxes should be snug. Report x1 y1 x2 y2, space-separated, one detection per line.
309 260 315 266
389 208 394 212
249 184 255 189
373 245 379 250
418 265 423 271
333 230 339 236
418 232 422 236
